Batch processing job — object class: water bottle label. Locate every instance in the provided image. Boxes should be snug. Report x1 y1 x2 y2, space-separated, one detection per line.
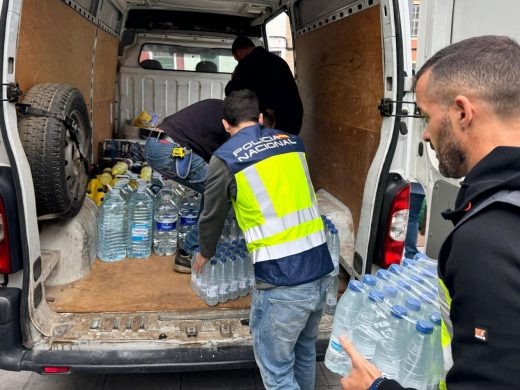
207 286 218 298
180 216 197 226
219 285 228 294
156 221 176 231
239 280 247 289
131 223 150 241
229 282 238 292
330 338 344 353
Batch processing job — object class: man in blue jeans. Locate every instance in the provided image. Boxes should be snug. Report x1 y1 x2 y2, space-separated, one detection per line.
194 90 333 389
131 99 229 272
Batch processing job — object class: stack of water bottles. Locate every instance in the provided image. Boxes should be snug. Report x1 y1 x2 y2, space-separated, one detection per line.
325 253 443 390
322 215 341 315
96 179 202 261
190 215 255 306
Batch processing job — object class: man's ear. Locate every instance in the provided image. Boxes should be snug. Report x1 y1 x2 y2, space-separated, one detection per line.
258 113 264 126
454 95 474 130
222 119 231 133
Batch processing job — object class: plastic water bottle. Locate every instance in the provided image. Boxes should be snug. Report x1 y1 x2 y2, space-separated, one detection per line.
238 252 249 297
177 191 199 250
228 254 239 300
428 312 444 390
205 259 219 306
325 280 365 375
325 275 339 315
362 274 378 293
153 192 178 256
97 188 128 262
190 250 199 293
127 183 154 258
352 290 386 362
218 256 230 303
400 320 435 389
373 305 409 380
219 218 231 245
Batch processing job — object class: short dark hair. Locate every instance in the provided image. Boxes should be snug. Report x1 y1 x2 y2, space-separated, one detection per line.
231 36 255 55
223 89 260 126
415 35 520 117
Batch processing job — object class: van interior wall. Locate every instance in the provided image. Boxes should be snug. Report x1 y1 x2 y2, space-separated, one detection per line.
297 5 384 231
16 0 118 162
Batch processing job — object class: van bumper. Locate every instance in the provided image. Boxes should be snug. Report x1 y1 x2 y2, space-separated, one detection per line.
9 339 328 374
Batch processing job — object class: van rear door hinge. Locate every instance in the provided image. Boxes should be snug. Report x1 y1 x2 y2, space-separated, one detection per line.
378 98 423 118
1 83 21 102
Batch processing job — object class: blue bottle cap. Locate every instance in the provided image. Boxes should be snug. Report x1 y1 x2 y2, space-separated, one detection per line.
430 312 442 326
376 269 392 281
362 274 377 286
389 264 403 275
368 290 385 302
225 251 232 256
405 297 422 312
239 253 246 258
416 320 434 334
413 252 430 262
410 274 425 284
383 286 397 298
397 280 412 291
330 228 338 234
230 255 237 261
210 259 217 265
402 258 415 268
421 268 437 279
220 257 227 263
232 239 238 245
348 280 363 292
328 223 336 230
391 305 408 318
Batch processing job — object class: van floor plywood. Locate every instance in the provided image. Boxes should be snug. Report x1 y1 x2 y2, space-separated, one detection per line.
45 255 251 313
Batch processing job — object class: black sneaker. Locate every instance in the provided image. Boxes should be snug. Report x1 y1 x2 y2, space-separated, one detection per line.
174 248 192 273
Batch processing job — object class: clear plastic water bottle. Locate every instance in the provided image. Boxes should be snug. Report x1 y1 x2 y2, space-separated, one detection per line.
325 274 339 315
352 290 386 362
325 280 365 375
228 254 239 300
362 274 378 293
205 259 219 306
428 312 444 390
97 188 128 262
219 218 231 245
127 183 154 258
218 256 230 303
190 250 199 293
238 252 249 297
400 320 435 389
228 217 239 243
404 296 423 336
373 305 409 380
153 191 178 256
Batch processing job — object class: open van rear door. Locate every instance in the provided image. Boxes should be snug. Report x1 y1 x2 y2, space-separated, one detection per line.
413 0 520 258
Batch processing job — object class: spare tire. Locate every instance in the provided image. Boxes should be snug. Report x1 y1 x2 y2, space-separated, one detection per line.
18 83 92 220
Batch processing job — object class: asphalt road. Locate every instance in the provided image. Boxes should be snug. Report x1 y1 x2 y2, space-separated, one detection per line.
0 362 342 390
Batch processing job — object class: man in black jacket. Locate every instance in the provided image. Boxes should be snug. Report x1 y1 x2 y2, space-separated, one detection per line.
225 36 304 135
339 35 520 390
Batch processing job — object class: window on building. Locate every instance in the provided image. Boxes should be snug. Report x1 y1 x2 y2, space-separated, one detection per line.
411 4 420 37
265 11 295 75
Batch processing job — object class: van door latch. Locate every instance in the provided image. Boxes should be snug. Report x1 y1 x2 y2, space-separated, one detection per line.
378 98 423 118
1 83 21 102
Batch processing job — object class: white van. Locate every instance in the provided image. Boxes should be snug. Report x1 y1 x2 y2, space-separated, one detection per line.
0 0 516 374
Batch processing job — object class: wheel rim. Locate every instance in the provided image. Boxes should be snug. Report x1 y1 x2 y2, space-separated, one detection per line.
64 110 87 199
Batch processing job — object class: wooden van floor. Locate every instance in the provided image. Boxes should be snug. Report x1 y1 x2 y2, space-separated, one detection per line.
45 255 251 313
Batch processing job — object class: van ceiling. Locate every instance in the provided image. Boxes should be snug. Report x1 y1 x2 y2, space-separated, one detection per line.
122 0 277 17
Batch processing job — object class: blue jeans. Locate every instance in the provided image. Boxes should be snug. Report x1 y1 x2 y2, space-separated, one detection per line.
144 138 208 254
250 276 330 390
404 190 426 259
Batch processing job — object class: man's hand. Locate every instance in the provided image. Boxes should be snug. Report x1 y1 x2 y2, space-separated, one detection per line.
193 253 209 274
339 335 382 390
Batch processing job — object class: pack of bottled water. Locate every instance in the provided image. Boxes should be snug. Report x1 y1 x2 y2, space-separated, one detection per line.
177 189 201 251
322 215 341 315
191 215 254 306
325 252 443 390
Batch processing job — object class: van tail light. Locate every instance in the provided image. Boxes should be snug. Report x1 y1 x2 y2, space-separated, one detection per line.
0 195 12 274
381 184 410 268
43 366 70 374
